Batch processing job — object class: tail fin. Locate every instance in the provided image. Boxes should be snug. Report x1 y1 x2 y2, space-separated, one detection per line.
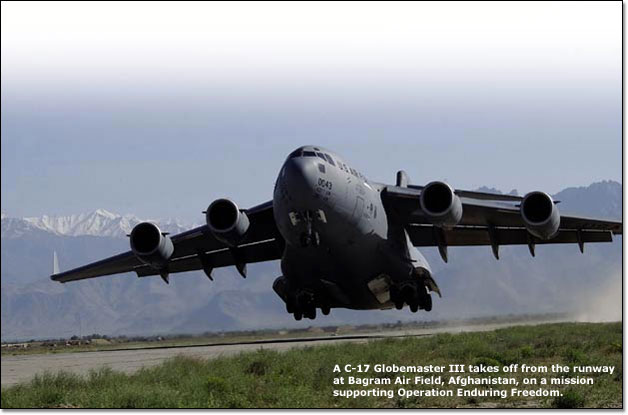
396 170 410 187
53 251 60 275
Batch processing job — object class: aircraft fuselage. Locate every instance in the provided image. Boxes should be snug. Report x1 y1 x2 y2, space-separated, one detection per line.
272 146 433 315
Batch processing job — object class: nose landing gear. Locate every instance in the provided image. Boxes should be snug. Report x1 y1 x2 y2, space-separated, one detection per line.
299 231 320 248
296 210 321 247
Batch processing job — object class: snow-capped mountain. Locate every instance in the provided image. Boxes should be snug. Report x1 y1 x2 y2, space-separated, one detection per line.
1 209 194 239
1 216 48 239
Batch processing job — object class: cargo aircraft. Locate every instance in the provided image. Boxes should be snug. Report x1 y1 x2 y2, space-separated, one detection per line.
52 146 622 320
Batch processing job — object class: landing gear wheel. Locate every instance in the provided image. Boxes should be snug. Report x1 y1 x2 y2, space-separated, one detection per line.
299 231 319 248
394 301 404 310
401 285 417 304
321 306 330 316
311 231 321 247
409 302 419 313
389 285 399 303
423 294 432 312
294 311 302 321
305 308 316 320
286 302 294 314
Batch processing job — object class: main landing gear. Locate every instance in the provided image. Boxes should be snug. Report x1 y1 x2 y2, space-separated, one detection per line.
389 282 432 312
286 290 330 320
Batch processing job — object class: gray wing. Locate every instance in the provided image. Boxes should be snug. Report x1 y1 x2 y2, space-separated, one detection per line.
382 185 621 258
51 201 282 283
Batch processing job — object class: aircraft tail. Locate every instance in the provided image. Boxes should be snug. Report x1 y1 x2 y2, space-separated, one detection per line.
53 251 60 275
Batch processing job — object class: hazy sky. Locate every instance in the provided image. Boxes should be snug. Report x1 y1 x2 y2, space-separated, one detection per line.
1 2 621 221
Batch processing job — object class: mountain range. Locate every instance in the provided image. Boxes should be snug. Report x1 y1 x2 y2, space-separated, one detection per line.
1 209 193 239
0 180 622 340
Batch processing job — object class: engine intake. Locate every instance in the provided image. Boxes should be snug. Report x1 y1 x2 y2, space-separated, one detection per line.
520 191 560 240
205 198 250 246
419 181 463 227
130 222 174 268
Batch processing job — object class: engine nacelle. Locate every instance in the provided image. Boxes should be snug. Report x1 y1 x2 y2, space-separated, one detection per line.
129 222 174 268
205 198 250 246
520 191 560 240
419 181 463 227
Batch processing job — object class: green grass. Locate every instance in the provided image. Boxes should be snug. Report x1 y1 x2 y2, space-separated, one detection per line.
1 322 621 408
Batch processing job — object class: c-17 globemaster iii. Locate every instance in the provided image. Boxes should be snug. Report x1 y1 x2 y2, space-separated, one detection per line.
52 146 622 320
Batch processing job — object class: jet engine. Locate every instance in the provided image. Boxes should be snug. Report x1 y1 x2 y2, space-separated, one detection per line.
130 222 174 268
419 181 463 227
205 198 250 246
520 191 560 240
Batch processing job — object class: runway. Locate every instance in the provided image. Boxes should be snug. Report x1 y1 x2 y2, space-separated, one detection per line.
1 321 555 387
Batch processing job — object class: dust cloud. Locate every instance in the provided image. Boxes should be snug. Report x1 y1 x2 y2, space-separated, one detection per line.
572 273 622 323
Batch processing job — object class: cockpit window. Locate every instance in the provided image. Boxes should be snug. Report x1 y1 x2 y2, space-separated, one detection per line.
303 151 316 157
288 149 302 159
324 154 335 166
315 152 326 161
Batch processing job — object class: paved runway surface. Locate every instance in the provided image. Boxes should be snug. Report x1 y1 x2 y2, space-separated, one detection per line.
1 321 555 387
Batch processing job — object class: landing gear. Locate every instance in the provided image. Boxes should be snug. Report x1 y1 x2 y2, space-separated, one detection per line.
300 231 320 247
423 292 433 312
409 302 419 313
289 291 317 320
299 211 321 247
286 301 295 314
274 273 331 321
304 307 317 320
390 281 433 313
292 306 318 320
312 232 321 247
390 285 404 310
286 290 330 320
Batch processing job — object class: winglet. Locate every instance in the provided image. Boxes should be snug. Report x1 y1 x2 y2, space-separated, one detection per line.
53 251 60 275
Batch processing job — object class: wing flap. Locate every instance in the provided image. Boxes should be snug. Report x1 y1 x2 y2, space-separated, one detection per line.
456 199 623 233
135 238 283 277
407 225 613 247
559 215 623 235
51 251 142 283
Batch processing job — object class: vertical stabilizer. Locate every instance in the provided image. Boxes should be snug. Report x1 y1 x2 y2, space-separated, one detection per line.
53 251 60 275
396 170 410 187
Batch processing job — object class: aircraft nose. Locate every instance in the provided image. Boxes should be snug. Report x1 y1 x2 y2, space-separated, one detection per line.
283 157 319 204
